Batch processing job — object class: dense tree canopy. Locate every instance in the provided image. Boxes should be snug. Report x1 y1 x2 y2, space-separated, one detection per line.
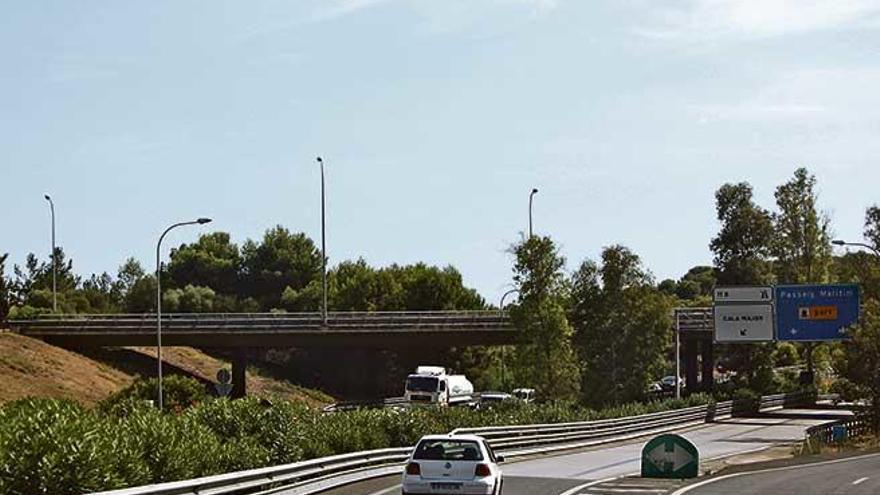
772 168 832 284
710 182 774 285
508 236 580 401
570 245 672 406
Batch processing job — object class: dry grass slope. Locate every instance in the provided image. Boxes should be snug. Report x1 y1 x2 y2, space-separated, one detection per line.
0 332 133 406
0 330 333 408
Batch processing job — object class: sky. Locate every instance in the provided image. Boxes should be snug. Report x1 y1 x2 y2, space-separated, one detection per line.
3 0 880 303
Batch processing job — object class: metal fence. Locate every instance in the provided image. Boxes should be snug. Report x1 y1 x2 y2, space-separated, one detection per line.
805 415 872 446
92 392 809 495
7 311 512 333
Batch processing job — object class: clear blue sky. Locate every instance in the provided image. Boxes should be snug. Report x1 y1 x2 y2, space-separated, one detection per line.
3 1 880 303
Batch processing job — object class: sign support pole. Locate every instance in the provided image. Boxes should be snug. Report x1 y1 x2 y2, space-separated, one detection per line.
675 310 681 400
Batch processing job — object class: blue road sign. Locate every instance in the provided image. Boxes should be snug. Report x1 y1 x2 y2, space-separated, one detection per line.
776 284 860 341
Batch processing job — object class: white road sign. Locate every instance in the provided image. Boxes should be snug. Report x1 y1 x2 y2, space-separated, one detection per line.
714 304 774 342
713 286 773 303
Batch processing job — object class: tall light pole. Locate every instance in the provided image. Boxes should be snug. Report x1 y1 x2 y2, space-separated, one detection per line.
43 195 57 312
528 188 538 238
499 288 520 388
317 156 328 326
156 217 212 410
832 239 880 257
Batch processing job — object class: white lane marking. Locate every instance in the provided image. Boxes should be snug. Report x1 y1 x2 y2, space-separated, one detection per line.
585 488 667 493
601 484 671 489
558 477 619 495
853 477 869 485
670 452 880 495
366 485 400 495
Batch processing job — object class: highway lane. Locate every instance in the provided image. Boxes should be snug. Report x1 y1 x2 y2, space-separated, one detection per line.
316 408 843 495
674 452 880 495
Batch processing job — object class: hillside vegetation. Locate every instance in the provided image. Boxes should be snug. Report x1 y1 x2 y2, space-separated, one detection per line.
0 331 332 407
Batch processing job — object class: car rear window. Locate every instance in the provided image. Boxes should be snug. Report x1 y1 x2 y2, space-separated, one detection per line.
413 439 484 461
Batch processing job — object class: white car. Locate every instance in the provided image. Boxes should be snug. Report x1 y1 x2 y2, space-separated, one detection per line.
402 434 504 494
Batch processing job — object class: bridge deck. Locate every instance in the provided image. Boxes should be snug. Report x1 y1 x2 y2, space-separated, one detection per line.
7 311 518 348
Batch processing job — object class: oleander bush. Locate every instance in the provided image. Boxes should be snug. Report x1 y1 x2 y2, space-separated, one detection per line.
0 392 711 495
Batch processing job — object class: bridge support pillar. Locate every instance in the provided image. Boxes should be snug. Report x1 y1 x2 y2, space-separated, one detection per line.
232 349 247 399
700 340 714 392
683 339 699 395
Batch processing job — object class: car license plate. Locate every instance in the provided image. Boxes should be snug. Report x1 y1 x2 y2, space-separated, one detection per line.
431 482 462 490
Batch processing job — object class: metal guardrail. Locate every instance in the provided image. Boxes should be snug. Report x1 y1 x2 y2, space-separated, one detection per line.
92 392 808 495
8 311 512 333
93 448 413 495
806 415 872 445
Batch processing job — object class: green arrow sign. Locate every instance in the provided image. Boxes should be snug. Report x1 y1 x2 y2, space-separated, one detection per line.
641 434 699 479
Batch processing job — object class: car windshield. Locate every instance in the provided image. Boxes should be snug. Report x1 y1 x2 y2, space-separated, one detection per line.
413 440 484 461
406 376 438 393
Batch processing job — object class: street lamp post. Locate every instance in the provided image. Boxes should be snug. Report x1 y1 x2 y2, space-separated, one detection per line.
156 217 212 410
43 195 57 312
317 157 328 326
498 288 520 388
529 188 538 238
832 239 880 257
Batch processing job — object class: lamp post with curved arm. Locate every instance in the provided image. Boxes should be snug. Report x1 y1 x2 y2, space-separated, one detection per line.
528 188 538 238
498 288 520 388
832 239 880 257
43 195 57 312
317 156 328 326
156 217 212 410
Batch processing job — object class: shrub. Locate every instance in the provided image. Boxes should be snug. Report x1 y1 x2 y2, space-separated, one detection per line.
0 398 149 495
1 393 713 493
101 375 208 414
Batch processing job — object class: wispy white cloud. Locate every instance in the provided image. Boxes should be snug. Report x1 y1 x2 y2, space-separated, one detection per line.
689 67 880 123
238 0 559 41
634 0 880 41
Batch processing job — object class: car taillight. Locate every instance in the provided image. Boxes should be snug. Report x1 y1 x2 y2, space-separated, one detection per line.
406 462 421 476
475 463 491 477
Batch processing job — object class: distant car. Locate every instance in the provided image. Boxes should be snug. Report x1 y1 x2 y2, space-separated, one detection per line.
660 376 683 390
646 382 663 393
402 434 504 495
479 392 512 408
512 388 535 402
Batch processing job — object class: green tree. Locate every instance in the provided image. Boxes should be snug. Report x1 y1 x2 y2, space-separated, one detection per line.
836 299 880 429
241 227 322 310
709 182 776 392
772 168 832 284
508 236 580 401
168 232 241 295
864 205 880 252
571 245 672 406
772 168 833 373
163 285 216 313
125 275 157 313
710 183 774 285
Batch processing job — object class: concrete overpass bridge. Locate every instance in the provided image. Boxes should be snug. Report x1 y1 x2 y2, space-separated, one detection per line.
8 308 717 398
7 311 517 398
7 310 517 348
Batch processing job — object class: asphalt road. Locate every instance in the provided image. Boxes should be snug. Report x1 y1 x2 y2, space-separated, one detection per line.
675 452 880 495
316 408 844 495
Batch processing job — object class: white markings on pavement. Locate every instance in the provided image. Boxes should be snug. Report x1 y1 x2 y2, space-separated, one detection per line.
585 488 667 493
558 477 619 495
853 477 869 485
670 452 880 495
